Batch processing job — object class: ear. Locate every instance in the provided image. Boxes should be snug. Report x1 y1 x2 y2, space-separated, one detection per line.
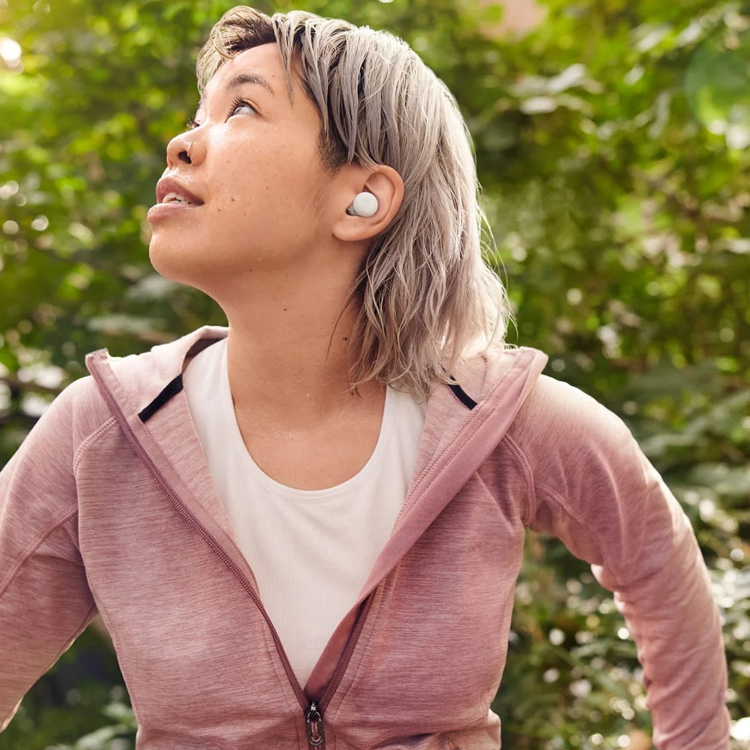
331 165 405 243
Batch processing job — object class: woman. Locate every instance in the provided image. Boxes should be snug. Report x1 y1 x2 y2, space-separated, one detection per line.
0 6 730 749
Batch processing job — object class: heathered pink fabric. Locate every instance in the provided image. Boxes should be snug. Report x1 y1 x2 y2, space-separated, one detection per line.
0 325 730 749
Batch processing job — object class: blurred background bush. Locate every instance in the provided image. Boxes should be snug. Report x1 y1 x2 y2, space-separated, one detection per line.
0 0 748 747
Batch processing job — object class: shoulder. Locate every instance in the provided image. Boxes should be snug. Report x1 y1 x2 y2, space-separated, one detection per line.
51 373 109 418
506 373 637 467
32 374 114 455
505 375 662 544
2 373 114 481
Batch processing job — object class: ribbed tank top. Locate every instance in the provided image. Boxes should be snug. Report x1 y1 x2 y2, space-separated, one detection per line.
182 337 427 687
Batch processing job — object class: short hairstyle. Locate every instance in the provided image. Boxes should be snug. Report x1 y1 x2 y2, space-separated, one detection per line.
196 6 515 400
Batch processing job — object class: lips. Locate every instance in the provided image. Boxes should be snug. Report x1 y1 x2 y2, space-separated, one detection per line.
155 177 205 206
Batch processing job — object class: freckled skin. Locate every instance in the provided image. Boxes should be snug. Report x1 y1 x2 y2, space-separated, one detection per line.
147 43 339 300
145 41 405 440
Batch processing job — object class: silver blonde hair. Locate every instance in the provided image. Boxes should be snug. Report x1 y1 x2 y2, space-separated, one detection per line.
196 7 515 401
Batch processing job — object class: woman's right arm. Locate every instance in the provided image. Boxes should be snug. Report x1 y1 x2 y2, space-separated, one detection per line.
0 377 101 732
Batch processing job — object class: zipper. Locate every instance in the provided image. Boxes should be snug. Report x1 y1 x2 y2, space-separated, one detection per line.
89 359 377 749
305 700 325 747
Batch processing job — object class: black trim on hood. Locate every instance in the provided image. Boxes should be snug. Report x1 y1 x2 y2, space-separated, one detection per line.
138 374 184 423
137 373 477 424
447 381 477 410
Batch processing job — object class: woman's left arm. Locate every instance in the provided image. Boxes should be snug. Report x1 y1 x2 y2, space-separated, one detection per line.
514 375 731 750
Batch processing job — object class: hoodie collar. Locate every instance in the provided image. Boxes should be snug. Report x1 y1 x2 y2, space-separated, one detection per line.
84 325 549 548
84 323 548 546
85 324 544 420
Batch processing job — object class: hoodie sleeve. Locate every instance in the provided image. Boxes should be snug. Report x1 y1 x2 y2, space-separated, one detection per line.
0 377 100 732
513 375 730 750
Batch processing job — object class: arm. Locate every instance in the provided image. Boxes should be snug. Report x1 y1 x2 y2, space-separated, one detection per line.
513 375 730 749
0 377 100 732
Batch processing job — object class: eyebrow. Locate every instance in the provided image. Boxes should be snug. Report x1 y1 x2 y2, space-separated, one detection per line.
197 72 276 110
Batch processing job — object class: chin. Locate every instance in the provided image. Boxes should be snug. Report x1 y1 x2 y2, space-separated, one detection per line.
148 242 232 297
148 242 197 286
148 241 178 279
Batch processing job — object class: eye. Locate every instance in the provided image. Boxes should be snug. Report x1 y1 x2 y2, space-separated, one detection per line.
185 96 257 131
228 96 258 118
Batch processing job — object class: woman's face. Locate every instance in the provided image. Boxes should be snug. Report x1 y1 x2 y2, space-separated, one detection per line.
147 42 337 298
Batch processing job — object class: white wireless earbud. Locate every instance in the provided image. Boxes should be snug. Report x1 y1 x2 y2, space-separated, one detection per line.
346 192 378 217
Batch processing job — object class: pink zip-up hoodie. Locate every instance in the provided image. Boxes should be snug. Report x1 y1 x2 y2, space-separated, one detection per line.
0 325 730 749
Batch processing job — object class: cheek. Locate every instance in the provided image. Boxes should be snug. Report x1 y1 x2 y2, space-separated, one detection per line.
198 132 325 232
216 134 319 200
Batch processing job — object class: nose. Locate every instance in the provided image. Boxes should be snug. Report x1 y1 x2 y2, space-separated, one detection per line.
166 133 194 168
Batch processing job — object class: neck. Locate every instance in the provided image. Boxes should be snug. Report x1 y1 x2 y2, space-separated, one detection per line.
220 289 383 432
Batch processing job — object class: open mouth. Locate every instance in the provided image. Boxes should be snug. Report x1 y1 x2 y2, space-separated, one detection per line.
150 179 206 222
160 192 203 207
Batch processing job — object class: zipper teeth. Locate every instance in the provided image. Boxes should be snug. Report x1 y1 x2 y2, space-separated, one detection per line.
88 365 310 708
320 591 376 712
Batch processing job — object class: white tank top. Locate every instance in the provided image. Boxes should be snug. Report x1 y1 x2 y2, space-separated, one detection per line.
182 337 427 687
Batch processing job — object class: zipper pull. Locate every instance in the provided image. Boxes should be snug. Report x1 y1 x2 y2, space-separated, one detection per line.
305 699 326 748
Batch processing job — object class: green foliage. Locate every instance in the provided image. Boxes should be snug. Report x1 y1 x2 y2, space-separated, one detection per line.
0 0 748 747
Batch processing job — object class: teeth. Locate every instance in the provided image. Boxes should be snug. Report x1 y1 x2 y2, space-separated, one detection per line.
162 191 193 205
